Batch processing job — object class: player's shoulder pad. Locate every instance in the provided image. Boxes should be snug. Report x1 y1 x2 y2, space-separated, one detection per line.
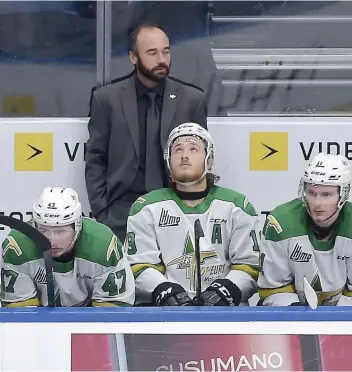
337 201 352 239
129 188 175 217
212 186 258 217
168 76 204 93
2 229 41 266
76 218 122 267
263 198 307 242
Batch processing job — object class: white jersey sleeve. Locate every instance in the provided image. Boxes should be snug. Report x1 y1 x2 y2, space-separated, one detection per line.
92 244 135 307
1 235 40 307
1 263 39 307
338 256 352 306
125 198 168 303
225 199 260 302
258 215 300 306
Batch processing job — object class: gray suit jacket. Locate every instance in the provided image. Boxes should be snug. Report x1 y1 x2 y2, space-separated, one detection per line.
85 72 207 219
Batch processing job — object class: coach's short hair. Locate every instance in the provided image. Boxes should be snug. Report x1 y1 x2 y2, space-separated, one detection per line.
128 22 166 53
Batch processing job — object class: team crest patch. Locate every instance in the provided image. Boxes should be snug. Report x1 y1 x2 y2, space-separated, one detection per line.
3 236 22 257
244 197 249 209
107 235 119 261
266 215 283 234
135 197 146 204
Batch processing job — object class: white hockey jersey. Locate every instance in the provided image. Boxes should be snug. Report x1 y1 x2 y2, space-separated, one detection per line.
125 186 260 304
258 198 352 306
1 218 135 307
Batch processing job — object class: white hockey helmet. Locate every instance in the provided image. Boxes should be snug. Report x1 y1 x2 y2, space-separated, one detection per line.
33 187 83 240
299 152 352 210
164 123 215 185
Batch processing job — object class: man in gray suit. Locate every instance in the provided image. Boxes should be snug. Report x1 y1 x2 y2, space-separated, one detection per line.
85 23 207 242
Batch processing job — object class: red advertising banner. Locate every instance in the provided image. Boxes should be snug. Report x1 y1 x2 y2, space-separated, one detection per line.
319 335 352 371
71 334 114 371
72 334 302 371
71 333 352 371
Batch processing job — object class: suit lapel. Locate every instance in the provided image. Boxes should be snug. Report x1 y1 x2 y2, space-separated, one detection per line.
120 76 139 158
160 79 180 146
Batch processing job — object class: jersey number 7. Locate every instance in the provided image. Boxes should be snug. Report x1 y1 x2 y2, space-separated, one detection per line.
250 230 260 252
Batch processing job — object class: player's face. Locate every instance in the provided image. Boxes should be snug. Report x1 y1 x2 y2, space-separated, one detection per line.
37 224 75 258
170 136 206 183
305 184 340 223
129 27 171 82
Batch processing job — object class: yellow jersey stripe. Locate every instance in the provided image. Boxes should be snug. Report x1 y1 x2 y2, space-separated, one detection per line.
4 297 40 307
231 264 259 280
132 263 166 278
92 301 130 307
342 287 352 297
259 285 295 300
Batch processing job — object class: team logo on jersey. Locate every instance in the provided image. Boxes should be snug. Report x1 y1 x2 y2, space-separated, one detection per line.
244 197 249 209
290 243 312 263
167 232 217 291
158 208 181 227
249 132 288 171
107 235 119 261
34 267 47 284
264 215 283 235
2 236 22 257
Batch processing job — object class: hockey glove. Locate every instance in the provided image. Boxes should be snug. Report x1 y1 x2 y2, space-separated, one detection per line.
198 279 242 306
290 302 303 306
151 282 193 306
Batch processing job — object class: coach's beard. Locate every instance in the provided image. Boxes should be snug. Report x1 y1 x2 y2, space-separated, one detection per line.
137 59 170 82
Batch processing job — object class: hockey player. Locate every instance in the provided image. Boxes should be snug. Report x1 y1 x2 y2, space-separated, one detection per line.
1 187 135 307
125 123 260 306
258 152 352 306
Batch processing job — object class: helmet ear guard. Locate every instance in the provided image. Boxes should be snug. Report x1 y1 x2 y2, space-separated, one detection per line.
206 158 213 172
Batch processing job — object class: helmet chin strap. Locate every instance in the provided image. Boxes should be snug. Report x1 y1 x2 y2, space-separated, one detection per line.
174 169 207 187
64 240 76 254
63 226 81 254
306 206 340 228
54 235 79 261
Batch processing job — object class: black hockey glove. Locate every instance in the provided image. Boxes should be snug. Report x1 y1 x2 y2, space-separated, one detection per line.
290 302 303 306
198 279 242 306
151 282 193 306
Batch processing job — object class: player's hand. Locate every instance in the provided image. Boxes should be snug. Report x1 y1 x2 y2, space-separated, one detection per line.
197 279 242 306
152 282 193 306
